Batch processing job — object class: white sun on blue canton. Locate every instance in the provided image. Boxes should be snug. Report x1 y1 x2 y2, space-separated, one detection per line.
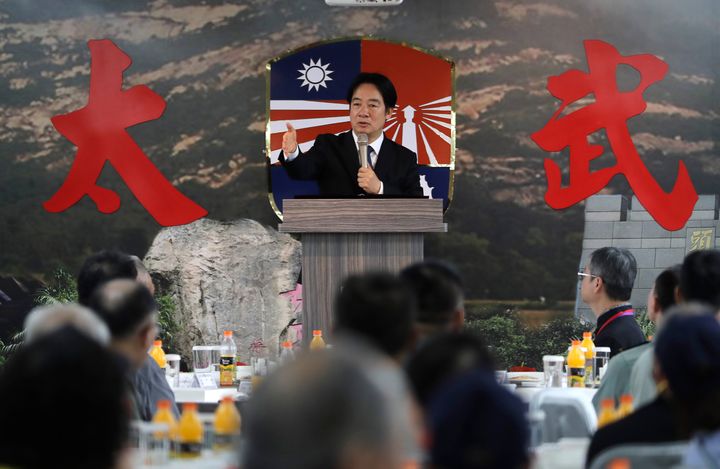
297 58 334 91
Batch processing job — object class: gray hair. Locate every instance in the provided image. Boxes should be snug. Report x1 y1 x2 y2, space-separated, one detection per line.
589 247 637 301
24 303 111 345
242 345 400 469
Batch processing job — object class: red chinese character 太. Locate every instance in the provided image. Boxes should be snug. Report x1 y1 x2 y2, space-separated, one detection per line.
531 40 697 231
44 39 207 226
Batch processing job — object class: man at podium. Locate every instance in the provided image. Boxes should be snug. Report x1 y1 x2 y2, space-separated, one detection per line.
279 72 423 197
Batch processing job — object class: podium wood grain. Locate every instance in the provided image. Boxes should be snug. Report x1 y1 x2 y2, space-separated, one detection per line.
279 199 446 344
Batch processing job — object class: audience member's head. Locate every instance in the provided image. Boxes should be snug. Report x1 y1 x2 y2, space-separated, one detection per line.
77 250 137 305
88 279 158 368
653 304 720 436
646 264 682 325
679 249 720 311
242 349 402 469
406 332 495 407
334 272 417 361
400 260 465 339
581 247 637 315
24 302 110 345
428 371 530 469
585 247 637 301
0 326 130 469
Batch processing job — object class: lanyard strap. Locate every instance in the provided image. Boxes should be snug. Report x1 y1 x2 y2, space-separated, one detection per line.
596 308 634 336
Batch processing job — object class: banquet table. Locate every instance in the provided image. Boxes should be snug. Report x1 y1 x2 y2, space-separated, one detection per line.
505 371 597 468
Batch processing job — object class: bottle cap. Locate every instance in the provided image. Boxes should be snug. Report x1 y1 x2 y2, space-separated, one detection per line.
183 403 198 411
600 398 615 408
153 340 162 347
583 331 592 338
313 330 322 337
223 330 233 337
157 400 170 409
571 339 581 346
221 396 234 404
620 394 633 404
282 341 292 348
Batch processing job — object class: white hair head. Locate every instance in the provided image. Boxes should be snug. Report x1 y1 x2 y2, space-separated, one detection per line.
24 303 111 345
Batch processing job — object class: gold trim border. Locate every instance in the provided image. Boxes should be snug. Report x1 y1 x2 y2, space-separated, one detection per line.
265 35 456 221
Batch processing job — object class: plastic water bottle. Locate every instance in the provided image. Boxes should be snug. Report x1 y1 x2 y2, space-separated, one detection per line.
310 330 326 350
219 330 237 387
567 340 586 388
177 403 203 458
279 340 295 365
151 399 177 443
597 398 617 428
149 340 167 369
581 332 596 388
214 396 241 450
616 394 634 419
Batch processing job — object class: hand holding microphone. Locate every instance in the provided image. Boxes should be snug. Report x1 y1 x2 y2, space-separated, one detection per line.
356 133 381 194
358 166 381 194
357 133 369 169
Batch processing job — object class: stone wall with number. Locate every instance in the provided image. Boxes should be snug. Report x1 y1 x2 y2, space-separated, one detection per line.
576 194 719 322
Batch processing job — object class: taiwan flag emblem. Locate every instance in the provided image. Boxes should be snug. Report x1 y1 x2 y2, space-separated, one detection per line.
266 38 455 217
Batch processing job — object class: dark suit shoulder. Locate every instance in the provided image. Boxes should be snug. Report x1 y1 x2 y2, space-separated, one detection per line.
586 397 679 466
595 316 646 357
314 132 350 146
384 137 416 159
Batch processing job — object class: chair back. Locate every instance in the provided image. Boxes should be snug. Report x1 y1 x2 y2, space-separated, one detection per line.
528 388 597 443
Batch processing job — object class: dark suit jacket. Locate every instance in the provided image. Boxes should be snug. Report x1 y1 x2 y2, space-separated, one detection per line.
279 131 423 196
594 305 647 358
586 396 683 467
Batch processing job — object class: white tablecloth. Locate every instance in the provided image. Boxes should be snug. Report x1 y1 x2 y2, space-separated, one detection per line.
532 438 590 469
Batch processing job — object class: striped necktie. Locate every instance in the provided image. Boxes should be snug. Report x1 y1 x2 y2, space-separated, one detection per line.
367 147 376 168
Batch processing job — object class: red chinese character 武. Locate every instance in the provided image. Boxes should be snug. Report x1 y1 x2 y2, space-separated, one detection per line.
532 40 697 231
44 39 207 226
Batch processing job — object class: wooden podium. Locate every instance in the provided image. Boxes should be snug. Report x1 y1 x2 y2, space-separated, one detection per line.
279 198 447 344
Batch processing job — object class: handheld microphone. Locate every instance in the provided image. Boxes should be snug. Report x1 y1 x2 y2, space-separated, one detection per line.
357 133 369 168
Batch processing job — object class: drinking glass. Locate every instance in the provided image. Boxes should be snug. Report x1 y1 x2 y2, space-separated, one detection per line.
165 353 181 387
594 347 611 385
542 355 565 387
129 421 170 466
192 346 215 373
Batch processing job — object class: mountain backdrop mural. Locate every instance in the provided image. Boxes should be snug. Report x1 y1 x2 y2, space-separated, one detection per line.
0 0 717 302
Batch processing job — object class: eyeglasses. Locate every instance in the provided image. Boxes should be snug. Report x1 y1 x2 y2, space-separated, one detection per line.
577 272 600 281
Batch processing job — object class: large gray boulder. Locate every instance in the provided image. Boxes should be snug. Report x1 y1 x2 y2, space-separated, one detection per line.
144 218 301 363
